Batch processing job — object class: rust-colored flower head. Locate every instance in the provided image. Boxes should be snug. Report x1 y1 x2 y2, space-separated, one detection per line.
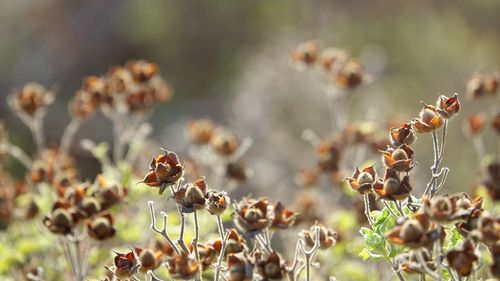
381 144 415 172
234 197 271 233
295 167 319 188
9 82 54 116
446 240 478 277
212 228 246 256
334 58 366 89
463 113 485 137
477 212 500 245
30 159 55 184
315 140 342 172
205 189 230 215
186 119 214 144
411 103 444 133
210 128 241 156
197 243 217 270
70 90 96 119
135 247 162 273
293 191 322 225
43 201 78 235
436 93 460 119
423 193 483 223
491 243 500 278
400 249 436 275
319 47 348 72
291 40 320 69
93 175 127 210
254 251 285 280
82 75 109 106
173 178 207 213
79 197 102 218
484 73 499 95
299 223 337 249
226 160 249 182
166 252 200 280
86 212 116 241
373 168 412 201
154 239 176 258
112 250 139 277
126 60 159 83
142 149 184 194
387 211 441 248
389 123 416 147
484 161 500 200
345 165 378 195
492 111 500 135
126 91 155 113
271 202 298 229
24 199 39 220
226 253 254 281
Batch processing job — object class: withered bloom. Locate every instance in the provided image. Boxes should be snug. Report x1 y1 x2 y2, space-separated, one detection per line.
316 140 341 172
186 119 214 144
9 82 54 116
484 161 500 200
291 40 320 68
211 228 246 256
334 59 366 89
226 160 249 182
173 178 207 213
70 90 96 119
136 247 162 273
319 47 348 72
142 149 184 194
210 128 241 156
477 212 500 245
234 198 271 232
466 73 498 99
411 103 444 133
226 253 254 281
254 251 285 280
491 243 500 278
205 189 230 215
435 93 460 119
345 165 378 195
381 144 415 172
463 113 485 137
93 175 127 210
30 159 55 184
86 212 116 241
126 60 158 83
79 197 102 218
387 211 442 248
43 201 78 235
271 202 298 229
446 240 478 277
166 252 200 280
299 223 337 249
197 243 217 270
423 193 482 223
373 168 412 201
389 123 416 147
112 250 139 277
400 249 436 275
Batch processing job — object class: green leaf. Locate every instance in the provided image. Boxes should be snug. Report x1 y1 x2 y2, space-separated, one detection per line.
358 248 384 262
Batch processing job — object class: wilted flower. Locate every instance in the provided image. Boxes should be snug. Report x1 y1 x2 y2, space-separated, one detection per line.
166 252 200 280
197 243 217 270
205 189 230 215
86 212 116 241
373 168 412 201
299 223 337 249
491 243 500 278
400 249 436 275
173 178 208 213
446 240 478 277
291 40 320 68
463 113 485 137
226 160 250 182
226 253 254 281
43 201 78 235
271 202 298 229
254 251 285 280
435 93 460 119
411 103 444 133
334 59 366 89
187 119 214 144
9 82 54 116
345 165 378 195
387 211 442 248
135 247 162 273
315 140 342 172
466 73 498 99
112 250 139 277
319 47 348 72
93 175 127 210
126 60 158 83
484 161 500 200
142 149 184 194
477 212 500 245
423 193 482 223
70 90 96 119
234 198 271 232
381 144 415 172
210 128 241 156
79 197 102 218
24 199 39 220
389 123 416 147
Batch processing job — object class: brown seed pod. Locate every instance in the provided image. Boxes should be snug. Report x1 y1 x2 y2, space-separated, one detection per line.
142 149 184 194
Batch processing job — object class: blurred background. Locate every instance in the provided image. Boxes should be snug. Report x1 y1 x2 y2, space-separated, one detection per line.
1 0 500 196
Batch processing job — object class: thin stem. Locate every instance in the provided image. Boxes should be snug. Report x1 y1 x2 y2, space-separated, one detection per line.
59 118 82 161
147 201 180 254
383 201 399 218
73 239 83 281
178 213 190 254
214 229 231 281
216 215 224 240
300 227 321 281
363 194 373 225
192 210 202 281
0 143 33 169
62 238 78 280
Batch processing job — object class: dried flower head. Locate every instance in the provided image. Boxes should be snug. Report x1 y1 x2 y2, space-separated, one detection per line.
210 128 241 156
70 90 96 119
387 211 441 248
187 118 215 144
334 59 366 89
345 165 378 195
381 144 416 172
446 240 478 277
226 160 250 182
205 189 230 215
226 253 254 281
492 111 500 134
423 193 482 223
142 149 184 194
254 251 285 280
400 249 436 275
435 93 461 119
9 82 54 116
197 242 217 270
295 168 319 188
234 198 271 233
463 113 485 137
271 202 298 229
173 178 208 213
93 175 127 210
491 243 500 278
112 250 139 277
477 211 500 245
166 252 200 280
291 40 320 68
411 103 444 133
43 201 78 235
135 247 162 273
299 223 337 249
316 139 342 172
466 73 498 99
484 161 500 200
389 123 416 147
319 47 348 72
373 168 412 201
87 212 116 241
